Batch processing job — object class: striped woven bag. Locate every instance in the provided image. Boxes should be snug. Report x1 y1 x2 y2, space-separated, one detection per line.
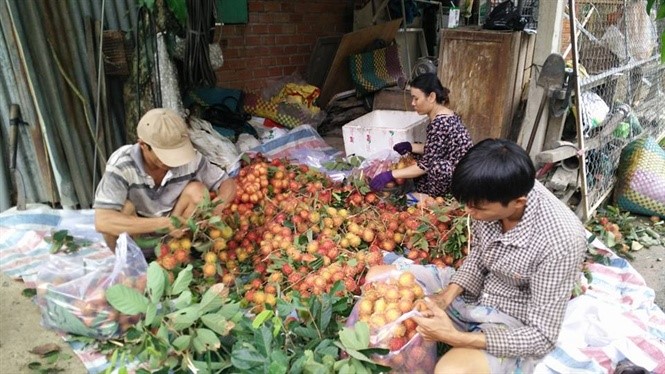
614 136 665 218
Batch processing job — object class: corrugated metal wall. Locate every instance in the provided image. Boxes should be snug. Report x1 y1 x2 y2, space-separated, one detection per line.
0 0 138 211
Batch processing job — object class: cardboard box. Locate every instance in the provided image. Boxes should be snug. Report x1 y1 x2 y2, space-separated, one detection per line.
342 110 428 158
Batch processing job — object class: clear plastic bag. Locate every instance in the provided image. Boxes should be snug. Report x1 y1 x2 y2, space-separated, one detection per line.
345 269 438 372
34 234 148 339
288 149 351 182
353 149 401 180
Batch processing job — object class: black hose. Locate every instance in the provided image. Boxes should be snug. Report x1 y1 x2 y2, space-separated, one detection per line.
184 0 216 89
135 5 161 118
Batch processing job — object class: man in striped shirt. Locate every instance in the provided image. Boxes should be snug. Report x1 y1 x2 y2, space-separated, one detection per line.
93 108 236 252
405 139 586 373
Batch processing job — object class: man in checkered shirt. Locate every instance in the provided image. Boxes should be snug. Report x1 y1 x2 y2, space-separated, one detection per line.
408 139 587 373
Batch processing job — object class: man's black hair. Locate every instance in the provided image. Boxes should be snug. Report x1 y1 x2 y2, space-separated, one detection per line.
451 138 535 206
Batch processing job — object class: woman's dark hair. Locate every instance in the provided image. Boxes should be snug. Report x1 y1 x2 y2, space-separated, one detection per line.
409 73 450 105
451 138 535 206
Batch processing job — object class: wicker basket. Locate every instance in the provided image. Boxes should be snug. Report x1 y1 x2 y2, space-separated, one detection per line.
102 30 129 76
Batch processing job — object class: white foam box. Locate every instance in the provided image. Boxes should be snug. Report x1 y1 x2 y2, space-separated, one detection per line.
342 110 428 158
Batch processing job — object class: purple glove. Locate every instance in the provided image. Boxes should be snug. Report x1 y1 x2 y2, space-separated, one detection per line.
369 171 395 191
393 142 412 155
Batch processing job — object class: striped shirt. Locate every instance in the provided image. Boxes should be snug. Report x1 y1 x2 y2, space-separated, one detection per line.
93 144 227 217
450 181 586 358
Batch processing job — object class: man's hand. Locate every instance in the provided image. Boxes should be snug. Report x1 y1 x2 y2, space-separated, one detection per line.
431 283 464 310
428 291 451 309
168 215 187 238
412 297 459 343
213 178 237 215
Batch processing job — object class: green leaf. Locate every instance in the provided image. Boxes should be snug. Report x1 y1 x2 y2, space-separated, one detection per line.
219 302 241 319
156 324 169 342
314 339 339 357
336 346 373 363
337 361 352 374
303 359 328 374
358 347 389 356
107 349 119 373
147 262 166 303
272 315 282 337
191 359 232 372
252 310 274 329
231 345 265 370
28 362 42 370
268 360 288 374
144 303 158 326
172 290 193 309
338 322 369 351
200 313 231 336
170 265 193 296
318 295 333 331
52 229 68 242
290 354 307 374
293 325 320 340
21 288 36 298
199 286 224 314
350 357 371 374
106 284 148 315
270 348 288 368
170 216 182 229
167 305 201 330
208 216 222 225
276 299 294 317
254 326 272 356
171 335 191 351
192 328 221 354
187 218 197 235
44 350 60 364
192 241 213 253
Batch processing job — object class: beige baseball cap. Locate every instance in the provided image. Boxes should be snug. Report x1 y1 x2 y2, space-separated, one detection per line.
137 108 196 167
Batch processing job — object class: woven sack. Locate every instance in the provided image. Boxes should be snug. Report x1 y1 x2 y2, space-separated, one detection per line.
349 43 404 96
243 92 308 129
613 136 665 218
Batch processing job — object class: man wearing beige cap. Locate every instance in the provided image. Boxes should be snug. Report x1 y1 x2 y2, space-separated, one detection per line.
93 108 237 253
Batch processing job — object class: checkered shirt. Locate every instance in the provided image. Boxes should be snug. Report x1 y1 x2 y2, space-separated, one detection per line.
93 144 226 217
450 181 586 358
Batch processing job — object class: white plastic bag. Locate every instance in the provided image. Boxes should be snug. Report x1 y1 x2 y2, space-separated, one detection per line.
189 117 241 172
235 133 261 153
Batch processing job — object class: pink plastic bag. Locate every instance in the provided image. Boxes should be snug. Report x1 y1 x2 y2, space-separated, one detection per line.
345 269 438 372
